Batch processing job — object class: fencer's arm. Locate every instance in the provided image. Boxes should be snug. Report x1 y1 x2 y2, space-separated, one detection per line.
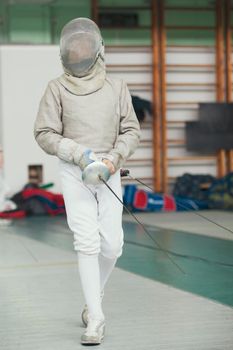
106 81 141 170
34 81 87 164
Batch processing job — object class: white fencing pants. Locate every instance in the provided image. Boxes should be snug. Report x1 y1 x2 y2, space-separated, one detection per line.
59 160 124 259
59 160 124 319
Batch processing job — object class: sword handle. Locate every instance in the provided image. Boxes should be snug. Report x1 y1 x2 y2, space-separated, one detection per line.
120 169 130 177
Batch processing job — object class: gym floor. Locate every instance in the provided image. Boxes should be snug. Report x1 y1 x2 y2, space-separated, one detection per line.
0 211 233 349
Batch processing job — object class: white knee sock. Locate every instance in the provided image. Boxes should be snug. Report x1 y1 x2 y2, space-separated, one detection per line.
77 252 104 320
99 254 117 293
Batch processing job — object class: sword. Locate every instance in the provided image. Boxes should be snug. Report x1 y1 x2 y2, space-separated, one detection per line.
86 167 233 272
99 174 186 275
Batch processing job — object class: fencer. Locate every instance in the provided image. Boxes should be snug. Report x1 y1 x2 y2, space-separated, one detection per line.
34 17 140 345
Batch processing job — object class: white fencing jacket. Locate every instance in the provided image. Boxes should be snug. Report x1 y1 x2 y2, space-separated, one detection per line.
34 70 141 170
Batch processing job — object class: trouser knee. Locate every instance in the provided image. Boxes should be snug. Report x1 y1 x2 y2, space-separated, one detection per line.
73 232 100 255
101 241 124 259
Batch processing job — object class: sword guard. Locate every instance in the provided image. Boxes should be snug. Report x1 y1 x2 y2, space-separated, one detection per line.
82 161 110 185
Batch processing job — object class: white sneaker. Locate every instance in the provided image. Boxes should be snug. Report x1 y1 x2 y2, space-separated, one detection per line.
81 291 104 327
81 317 105 345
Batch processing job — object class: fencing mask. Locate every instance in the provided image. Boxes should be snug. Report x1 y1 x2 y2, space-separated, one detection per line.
60 18 104 78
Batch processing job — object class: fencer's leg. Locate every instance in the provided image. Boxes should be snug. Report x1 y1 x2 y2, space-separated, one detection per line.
78 254 106 345
81 170 123 329
99 254 117 293
59 161 100 255
97 170 124 290
77 252 104 321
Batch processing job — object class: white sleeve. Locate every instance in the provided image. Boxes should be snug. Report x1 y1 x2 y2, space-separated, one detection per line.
34 81 87 164
107 80 141 169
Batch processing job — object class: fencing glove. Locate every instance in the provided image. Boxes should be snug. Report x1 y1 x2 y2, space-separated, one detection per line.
79 150 110 185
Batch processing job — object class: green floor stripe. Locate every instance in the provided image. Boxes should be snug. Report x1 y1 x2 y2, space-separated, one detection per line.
117 221 233 307
5 216 233 307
